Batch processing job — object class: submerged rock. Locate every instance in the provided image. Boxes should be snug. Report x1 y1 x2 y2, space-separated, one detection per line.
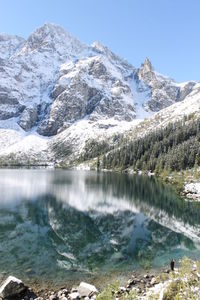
0 276 26 299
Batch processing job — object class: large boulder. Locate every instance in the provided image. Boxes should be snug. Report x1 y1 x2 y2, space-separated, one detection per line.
77 282 98 298
0 276 26 299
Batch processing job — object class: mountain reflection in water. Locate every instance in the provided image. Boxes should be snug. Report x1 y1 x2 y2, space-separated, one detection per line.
0 169 200 284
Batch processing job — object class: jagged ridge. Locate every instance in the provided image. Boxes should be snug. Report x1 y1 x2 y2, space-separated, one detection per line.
0 23 199 165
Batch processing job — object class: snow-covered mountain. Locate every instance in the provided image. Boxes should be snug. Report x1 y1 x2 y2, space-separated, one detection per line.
0 23 199 166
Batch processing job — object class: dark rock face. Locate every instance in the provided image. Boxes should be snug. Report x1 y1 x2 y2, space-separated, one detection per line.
0 24 88 132
37 81 101 136
136 57 197 112
0 276 26 299
136 58 180 111
18 106 38 131
37 56 136 136
0 92 25 120
178 82 196 101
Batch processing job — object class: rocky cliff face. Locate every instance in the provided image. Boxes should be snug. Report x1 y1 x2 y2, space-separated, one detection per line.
136 58 196 111
38 54 136 136
0 23 197 136
0 23 199 165
0 34 25 60
0 24 88 133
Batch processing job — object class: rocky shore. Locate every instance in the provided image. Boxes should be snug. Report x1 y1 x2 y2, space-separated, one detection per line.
0 271 166 300
182 182 200 201
1 258 200 299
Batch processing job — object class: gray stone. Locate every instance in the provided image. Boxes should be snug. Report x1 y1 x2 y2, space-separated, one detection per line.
69 291 80 299
119 286 126 293
0 92 25 120
150 277 157 285
37 56 136 136
49 294 58 300
57 289 68 298
18 105 38 131
0 276 26 299
77 282 98 298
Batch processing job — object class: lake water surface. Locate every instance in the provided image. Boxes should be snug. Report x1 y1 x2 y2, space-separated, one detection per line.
0 169 200 287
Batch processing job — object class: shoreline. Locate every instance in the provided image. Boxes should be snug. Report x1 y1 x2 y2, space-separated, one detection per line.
1 258 200 299
0 165 199 202
0 265 164 293
0 265 170 299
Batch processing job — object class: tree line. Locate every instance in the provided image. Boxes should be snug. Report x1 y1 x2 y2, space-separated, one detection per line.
82 114 200 173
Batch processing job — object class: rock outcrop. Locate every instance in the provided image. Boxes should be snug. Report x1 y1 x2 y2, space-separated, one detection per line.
38 55 135 135
0 91 25 120
18 105 38 131
136 57 196 112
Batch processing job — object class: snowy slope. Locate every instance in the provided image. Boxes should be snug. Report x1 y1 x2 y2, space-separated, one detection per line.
0 34 25 60
2 85 199 167
0 23 199 165
49 82 200 167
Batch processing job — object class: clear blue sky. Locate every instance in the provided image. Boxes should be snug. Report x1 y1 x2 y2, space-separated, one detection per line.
0 0 199 82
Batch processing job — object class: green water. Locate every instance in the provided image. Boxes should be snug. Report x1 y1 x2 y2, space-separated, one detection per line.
0 169 200 286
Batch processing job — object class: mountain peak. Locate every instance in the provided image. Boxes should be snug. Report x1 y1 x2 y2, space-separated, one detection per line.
92 41 108 53
27 23 71 45
24 23 86 56
33 23 71 37
143 57 153 72
40 22 65 30
136 57 154 82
